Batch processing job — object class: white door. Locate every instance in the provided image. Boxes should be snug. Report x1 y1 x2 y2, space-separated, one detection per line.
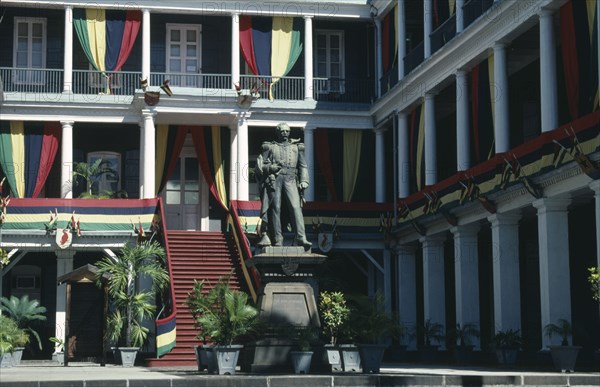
166 24 202 87
165 155 201 230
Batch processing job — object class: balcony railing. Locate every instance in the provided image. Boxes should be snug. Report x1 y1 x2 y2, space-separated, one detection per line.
403 42 425 75
380 64 399 96
314 77 374 104
463 0 495 28
430 14 457 55
73 70 141 96
150 72 232 91
0 68 63 94
239 74 304 101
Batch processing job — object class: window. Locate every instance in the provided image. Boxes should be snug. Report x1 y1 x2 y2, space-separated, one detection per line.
315 30 345 94
88 64 122 91
166 24 202 87
13 17 47 84
87 151 121 195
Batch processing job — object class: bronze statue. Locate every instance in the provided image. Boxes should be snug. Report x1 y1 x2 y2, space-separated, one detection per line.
255 123 311 249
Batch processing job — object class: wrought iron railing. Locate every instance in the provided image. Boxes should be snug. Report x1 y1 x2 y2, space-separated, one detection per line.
463 0 495 28
150 72 232 91
72 70 141 96
380 64 399 96
403 42 425 75
239 74 305 101
430 14 457 55
0 67 63 94
313 77 375 104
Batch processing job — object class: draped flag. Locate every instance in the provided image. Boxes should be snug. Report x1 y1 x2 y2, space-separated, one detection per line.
382 8 397 74
315 129 338 202
191 126 228 210
343 130 362 202
73 8 141 92
0 122 61 198
409 103 426 192
155 126 187 195
471 58 495 164
433 0 456 27
560 0 599 119
239 16 302 100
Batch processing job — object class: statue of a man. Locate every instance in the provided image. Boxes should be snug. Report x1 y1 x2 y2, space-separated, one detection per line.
255 123 311 249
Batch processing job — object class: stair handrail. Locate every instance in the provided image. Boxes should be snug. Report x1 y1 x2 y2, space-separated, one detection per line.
228 200 261 303
154 197 178 357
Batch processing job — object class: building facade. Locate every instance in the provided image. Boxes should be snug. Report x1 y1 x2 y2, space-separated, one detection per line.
0 0 598 366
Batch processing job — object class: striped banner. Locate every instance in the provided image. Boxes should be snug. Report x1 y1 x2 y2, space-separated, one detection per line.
155 313 176 358
1 198 159 232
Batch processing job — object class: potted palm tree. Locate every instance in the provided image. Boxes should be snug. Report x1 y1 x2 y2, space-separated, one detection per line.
450 323 480 365
186 279 217 373
289 326 318 374
318 291 350 372
195 280 259 375
95 240 169 367
49 337 65 365
544 319 581 372
0 315 23 368
415 319 444 362
491 328 522 367
349 292 402 374
0 294 47 364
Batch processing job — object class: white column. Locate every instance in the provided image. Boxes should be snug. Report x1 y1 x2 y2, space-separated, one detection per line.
237 114 249 201
424 93 437 186
304 16 314 100
60 121 74 199
397 245 417 350
142 9 151 82
54 250 73 352
488 212 522 333
591 181 600 269
375 18 383 97
421 235 446 349
539 10 558 133
397 112 410 198
451 225 481 350
63 6 73 93
303 126 315 201
424 0 433 59
493 43 510 153
533 197 572 348
231 14 240 90
456 70 470 171
397 0 406 80
229 126 238 201
140 110 156 199
375 128 386 203
456 0 465 34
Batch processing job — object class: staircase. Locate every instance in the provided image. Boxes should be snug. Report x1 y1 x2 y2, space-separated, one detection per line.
146 231 246 367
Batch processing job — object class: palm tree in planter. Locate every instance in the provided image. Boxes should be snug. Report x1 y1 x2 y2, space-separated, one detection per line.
0 295 47 364
318 291 351 372
491 329 522 367
450 323 480 365
0 315 28 368
414 319 445 363
196 280 259 375
544 319 581 372
289 326 319 374
95 241 169 367
186 279 217 373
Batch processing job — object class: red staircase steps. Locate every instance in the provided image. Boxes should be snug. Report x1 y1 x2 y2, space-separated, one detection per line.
146 231 246 367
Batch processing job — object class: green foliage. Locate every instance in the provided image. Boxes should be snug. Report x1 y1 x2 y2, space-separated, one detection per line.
95 241 169 347
544 319 572 346
589 267 600 302
186 279 212 342
195 280 259 346
291 326 319 351
49 336 65 352
0 249 9 268
491 329 522 350
318 291 350 346
0 315 27 355
450 323 480 346
73 159 118 197
0 295 47 350
415 319 445 346
347 292 404 344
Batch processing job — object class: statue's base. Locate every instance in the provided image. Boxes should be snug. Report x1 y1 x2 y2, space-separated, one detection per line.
247 246 326 276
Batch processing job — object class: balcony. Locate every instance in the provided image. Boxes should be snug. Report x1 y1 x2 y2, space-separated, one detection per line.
1 67 374 105
403 42 424 75
430 15 457 55
463 0 495 28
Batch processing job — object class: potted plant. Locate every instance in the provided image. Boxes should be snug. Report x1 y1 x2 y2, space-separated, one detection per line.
186 279 216 373
349 292 402 373
318 291 350 372
289 326 318 374
544 319 581 372
450 323 480 365
95 240 169 367
49 337 65 365
195 280 259 375
0 295 47 357
0 315 19 368
72 158 118 198
415 319 444 362
491 328 522 367
589 266 600 301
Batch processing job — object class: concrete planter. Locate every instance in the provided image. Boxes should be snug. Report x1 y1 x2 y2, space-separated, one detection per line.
11 347 24 366
495 348 518 367
0 353 13 368
118 347 139 367
214 344 243 375
358 344 387 374
290 351 313 374
339 344 361 372
548 346 581 372
324 345 342 372
195 345 217 373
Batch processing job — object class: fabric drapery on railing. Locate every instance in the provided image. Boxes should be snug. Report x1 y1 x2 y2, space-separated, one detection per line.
315 129 338 202
239 15 302 100
73 8 141 93
433 0 456 27
190 126 228 211
471 57 495 164
0 122 61 198
409 103 425 192
560 0 599 120
155 126 187 195
342 130 362 202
